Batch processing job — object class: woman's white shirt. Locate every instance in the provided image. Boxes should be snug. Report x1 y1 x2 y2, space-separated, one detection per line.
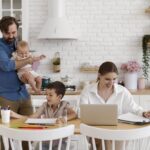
80 83 143 116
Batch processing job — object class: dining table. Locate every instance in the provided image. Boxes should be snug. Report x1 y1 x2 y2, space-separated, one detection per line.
0 118 149 134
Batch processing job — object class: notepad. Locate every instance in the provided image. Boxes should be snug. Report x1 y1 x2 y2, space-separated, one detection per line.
25 118 57 125
118 113 150 125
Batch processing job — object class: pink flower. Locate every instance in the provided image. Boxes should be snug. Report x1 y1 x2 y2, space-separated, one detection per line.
121 61 141 72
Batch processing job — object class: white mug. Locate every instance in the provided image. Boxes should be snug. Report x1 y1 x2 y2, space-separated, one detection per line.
1 109 10 124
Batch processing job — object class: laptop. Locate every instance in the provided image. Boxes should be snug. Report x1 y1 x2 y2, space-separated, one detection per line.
80 104 118 126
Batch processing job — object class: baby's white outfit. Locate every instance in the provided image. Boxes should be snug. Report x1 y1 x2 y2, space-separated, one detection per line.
12 52 40 79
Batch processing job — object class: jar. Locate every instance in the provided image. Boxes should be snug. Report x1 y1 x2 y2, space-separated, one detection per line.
138 77 145 90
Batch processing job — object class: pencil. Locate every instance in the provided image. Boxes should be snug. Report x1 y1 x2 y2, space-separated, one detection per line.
18 126 47 129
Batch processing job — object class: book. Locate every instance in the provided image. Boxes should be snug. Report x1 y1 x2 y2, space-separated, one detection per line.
118 113 150 125
25 118 57 125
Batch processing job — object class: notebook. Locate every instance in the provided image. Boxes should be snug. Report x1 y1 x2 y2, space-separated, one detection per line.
25 118 57 125
118 113 150 125
80 104 118 126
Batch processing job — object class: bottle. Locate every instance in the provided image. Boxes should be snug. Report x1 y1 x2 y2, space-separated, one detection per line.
138 77 145 90
52 52 61 72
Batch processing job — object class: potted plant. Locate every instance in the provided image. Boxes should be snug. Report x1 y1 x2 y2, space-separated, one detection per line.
142 35 150 80
52 52 61 72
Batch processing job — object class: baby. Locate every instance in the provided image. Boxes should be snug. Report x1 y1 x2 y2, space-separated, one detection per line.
12 41 45 93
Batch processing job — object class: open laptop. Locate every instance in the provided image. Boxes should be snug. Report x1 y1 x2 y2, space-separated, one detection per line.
80 104 118 126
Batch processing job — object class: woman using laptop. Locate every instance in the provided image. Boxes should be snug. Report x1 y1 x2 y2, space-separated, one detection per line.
79 61 150 150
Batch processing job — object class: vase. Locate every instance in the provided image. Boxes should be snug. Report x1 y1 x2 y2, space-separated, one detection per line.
124 72 138 90
53 65 60 73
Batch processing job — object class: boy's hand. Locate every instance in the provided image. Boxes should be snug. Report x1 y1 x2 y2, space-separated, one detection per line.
56 117 66 124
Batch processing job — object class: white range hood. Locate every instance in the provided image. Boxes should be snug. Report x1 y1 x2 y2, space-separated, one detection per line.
38 0 77 40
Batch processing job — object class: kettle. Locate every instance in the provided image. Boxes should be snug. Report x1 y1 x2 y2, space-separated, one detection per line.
41 77 51 90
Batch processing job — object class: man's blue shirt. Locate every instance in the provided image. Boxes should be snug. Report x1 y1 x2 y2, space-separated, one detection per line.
0 38 29 101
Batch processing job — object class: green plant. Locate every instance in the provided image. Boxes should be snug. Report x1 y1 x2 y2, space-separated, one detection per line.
53 57 60 65
142 35 150 80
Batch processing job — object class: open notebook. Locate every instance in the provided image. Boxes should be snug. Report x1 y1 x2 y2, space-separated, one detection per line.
118 113 150 125
25 118 57 125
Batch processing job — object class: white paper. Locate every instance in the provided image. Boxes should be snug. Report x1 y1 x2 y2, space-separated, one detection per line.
25 118 57 125
118 113 150 123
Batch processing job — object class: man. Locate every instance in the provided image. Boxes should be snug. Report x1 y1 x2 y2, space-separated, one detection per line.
0 16 42 116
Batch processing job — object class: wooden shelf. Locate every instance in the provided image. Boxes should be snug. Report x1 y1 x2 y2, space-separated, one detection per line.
80 66 99 73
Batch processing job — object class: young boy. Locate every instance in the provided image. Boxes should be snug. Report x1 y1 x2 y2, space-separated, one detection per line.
11 81 77 121
11 81 77 150
12 41 45 93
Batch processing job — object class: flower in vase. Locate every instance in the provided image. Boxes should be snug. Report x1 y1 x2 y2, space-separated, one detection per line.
121 61 141 72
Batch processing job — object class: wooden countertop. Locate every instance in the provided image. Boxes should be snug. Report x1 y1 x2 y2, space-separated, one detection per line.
30 88 150 96
30 89 81 96
129 88 150 95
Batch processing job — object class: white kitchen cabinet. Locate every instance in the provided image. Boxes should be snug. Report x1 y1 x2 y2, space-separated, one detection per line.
0 0 29 41
133 94 150 111
31 95 46 112
139 95 150 111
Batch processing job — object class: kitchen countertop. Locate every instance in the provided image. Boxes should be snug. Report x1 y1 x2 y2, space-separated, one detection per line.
29 89 81 95
129 88 150 95
29 88 150 96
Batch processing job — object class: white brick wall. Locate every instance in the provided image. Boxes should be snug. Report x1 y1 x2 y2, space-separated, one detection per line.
28 0 150 86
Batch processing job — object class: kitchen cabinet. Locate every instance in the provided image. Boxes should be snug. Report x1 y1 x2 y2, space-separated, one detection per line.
139 95 150 111
131 89 150 110
0 0 29 41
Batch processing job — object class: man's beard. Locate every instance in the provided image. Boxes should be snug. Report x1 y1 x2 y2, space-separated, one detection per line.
6 37 16 43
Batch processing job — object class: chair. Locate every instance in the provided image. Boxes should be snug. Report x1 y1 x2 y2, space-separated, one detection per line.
80 123 150 150
0 124 74 150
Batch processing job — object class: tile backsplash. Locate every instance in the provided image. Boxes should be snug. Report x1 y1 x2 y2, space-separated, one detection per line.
28 0 149 84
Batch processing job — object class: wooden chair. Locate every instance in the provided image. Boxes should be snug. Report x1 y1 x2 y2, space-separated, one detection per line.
0 124 74 150
80 123 150 150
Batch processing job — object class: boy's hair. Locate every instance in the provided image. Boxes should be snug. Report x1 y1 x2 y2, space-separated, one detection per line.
0 16 19 33
46 81 66 98
17 41 29 51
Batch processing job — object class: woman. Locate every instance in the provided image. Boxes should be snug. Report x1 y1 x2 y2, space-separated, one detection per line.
79 61 150 150
80 61 150 117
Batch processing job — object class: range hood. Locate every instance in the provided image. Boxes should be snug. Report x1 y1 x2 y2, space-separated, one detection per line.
38 0 78 40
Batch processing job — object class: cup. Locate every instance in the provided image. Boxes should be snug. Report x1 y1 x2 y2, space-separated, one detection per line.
1 109 10 124
62 109 67 126
58 109 67 126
